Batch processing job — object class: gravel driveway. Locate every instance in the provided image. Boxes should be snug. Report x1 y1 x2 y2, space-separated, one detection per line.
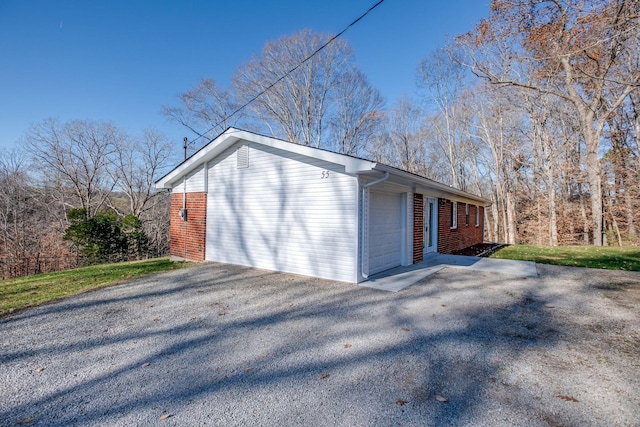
1 262 639 426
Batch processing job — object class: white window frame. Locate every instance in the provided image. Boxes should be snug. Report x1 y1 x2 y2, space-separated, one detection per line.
465 203 470 226
475 205 480 227
450 201 458 229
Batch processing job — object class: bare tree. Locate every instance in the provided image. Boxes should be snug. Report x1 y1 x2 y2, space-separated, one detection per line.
25 119 119 217
0 149 75 277
329 67 385 156
418 46 471 189
457 0 640 245
108 129 174 218
233 29 352 148
469 83 527 244
383 97 426 175
164 78 240 150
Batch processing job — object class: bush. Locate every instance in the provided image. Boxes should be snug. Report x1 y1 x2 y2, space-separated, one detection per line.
63 208 149 264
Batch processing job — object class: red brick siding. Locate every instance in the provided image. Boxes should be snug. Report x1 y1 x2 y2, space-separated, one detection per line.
437 199 484 254
170 192 207 261
413 194 424 263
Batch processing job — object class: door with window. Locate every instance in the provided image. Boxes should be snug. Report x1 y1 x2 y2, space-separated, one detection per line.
424 198 437 254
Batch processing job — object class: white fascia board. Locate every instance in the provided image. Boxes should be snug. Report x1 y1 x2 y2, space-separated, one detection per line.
155 130 241 189
155 128 376 189
372 164 491 206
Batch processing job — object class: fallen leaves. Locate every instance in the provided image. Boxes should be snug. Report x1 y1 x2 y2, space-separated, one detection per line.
396 399 407 406
34 367 44 373
343 343 352 348
159 413 172 420
141 363 150 368
556 394 579 402
401 327 410 332
320 373 330 379
16 417 33 425
435 395 448 403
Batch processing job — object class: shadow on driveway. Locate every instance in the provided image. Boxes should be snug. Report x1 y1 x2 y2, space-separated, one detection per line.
1 262 638 426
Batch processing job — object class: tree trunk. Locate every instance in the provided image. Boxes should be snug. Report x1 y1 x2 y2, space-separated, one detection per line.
548 183 558 246
626 189 636 239
579 183 590 244
505 191 517 244
585 145 603 245
491 202 500 242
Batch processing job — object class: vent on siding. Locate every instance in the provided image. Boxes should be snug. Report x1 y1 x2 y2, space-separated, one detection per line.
237 145 249 169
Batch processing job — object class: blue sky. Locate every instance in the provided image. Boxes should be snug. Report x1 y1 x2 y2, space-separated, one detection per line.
0 0 490 152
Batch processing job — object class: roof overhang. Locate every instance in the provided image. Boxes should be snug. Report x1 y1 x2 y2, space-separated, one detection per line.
155 127 491 206
369 164 491 206
155 128 376 190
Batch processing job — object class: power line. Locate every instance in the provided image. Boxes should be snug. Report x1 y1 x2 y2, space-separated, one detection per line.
186 0 386 147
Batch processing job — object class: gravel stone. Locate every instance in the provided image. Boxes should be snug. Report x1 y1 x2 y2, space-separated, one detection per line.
1 262 639 426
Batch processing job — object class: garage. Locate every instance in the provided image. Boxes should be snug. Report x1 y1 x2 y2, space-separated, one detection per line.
368 191 403 275
156 128 489 283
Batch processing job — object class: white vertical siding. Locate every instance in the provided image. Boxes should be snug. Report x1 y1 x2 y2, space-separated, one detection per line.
206 142 358 282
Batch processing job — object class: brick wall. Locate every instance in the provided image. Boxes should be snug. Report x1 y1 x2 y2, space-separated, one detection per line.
413 194 424 263
437 199 484 254
170 192 207 261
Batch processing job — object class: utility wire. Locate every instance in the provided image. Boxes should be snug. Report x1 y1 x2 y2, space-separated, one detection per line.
187 0 386 147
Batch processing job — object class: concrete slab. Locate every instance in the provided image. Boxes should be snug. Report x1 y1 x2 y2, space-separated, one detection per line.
360 254 538 292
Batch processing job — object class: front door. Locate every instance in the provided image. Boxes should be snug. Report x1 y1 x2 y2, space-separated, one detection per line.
424 198 437 254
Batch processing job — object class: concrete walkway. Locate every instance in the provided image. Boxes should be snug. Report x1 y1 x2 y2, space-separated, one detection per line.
360 254 538 292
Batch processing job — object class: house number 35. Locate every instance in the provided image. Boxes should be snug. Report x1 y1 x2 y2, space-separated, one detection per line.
321 170 330 179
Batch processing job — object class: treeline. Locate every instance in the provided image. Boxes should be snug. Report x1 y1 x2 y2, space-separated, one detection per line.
0 121 173 278
169 0 638 247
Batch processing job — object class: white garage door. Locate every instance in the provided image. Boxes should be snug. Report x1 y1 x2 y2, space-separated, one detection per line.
369 191 403 275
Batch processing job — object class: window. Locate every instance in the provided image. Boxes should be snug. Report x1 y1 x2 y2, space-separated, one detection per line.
465 203 470 226
450 201 458 229
476 205 480 226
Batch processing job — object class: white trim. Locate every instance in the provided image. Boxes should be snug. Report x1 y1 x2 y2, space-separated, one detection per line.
374 164 490 206
465 203 470 227
203 162 208 194
424 198 438 254
400 192 408 266
354 179 363 283
361 188 370 277
156 128 375 189
156 128 490 207
450 201 458 229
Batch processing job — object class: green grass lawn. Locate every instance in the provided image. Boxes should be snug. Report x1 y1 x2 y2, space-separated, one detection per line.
490 245 640 271
0 257 191 318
